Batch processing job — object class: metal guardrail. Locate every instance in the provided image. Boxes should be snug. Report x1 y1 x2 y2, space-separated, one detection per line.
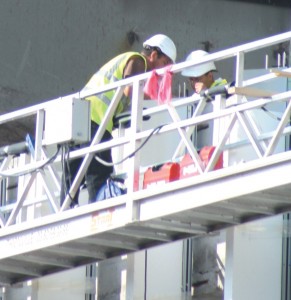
0 31 291 229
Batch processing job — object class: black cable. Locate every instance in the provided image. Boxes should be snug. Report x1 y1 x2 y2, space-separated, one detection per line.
60 143 74 203
261 106 282 122
65 144 72 186
61 144 68 200
0 145 61 178
95 124 165 167
144 249 147 300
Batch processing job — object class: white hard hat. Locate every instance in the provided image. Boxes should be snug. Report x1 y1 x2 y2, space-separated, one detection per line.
143 34 177 63
181 50 216 77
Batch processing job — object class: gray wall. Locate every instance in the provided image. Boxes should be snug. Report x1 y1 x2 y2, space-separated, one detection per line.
0 0 289 147
0 0 289 139
0 0 289 113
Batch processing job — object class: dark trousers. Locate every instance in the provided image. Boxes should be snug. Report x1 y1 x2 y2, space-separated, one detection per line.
60 122 113 207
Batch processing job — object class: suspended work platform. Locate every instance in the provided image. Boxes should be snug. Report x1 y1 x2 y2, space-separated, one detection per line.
1 31 291 285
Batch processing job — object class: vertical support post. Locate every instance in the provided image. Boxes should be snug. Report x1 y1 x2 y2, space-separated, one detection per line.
235 51 244 88
282 213 291 300
182 238 192 297
235 51 245 105
35 109 45 161
36 108 60 212
126 79 144 222
224 228 234 300
212 94 226 146
24 109 46 220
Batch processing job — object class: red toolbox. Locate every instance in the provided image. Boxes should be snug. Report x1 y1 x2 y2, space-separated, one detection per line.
143 162 180 189
180 146 223 179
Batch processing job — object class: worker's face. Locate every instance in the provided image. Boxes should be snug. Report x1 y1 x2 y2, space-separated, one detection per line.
157 54 172 67
150 51 172 69
189 72 213 94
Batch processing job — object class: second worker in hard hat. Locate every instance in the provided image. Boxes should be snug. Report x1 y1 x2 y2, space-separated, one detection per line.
60 33 177 208
181 50 228 149
181 50 227 95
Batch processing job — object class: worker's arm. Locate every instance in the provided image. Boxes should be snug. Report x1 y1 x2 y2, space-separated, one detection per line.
123 56 147 98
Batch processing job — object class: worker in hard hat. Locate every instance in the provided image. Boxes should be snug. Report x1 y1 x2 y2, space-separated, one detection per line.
84 33 176 133
181 50 227 95
61 34 177 208
181 50 229 149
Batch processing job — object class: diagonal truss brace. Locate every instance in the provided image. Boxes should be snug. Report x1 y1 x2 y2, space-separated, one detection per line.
167 103 204 174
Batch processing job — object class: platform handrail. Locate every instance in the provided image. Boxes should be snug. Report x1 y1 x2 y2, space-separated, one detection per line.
0 31 290 229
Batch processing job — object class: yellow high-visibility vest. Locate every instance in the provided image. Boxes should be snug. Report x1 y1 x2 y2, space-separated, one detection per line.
83 52 147 133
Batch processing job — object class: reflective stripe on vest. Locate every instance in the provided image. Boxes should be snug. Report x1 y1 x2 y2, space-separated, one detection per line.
211 78 228 88
83 52 146 133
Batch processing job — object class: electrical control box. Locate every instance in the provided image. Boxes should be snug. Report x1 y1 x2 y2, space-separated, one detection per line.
42 96 91 146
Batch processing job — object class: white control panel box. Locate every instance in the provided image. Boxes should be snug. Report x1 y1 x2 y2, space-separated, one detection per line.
43 97 91 146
